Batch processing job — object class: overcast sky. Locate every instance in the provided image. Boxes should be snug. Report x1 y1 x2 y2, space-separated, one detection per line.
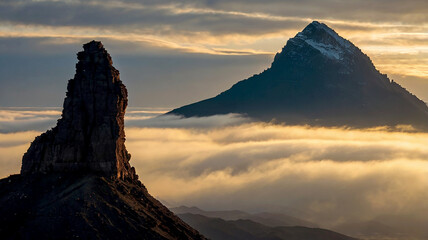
0 0 427 107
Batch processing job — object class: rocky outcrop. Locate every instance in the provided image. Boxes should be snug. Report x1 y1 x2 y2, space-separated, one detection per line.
21 41 136 180
2 41 206 240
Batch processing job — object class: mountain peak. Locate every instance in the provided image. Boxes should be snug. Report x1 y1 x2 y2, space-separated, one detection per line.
168 23 428 130
304 21 333 33
288 21 355 60
21 40 137 180
304 21 328 32
300 21 349 45
83 40 104 50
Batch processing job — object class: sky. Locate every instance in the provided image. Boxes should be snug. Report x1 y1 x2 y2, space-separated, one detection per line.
0 0 427 107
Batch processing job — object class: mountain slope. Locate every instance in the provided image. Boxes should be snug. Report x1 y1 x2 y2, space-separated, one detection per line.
169 21 428 130
0 174 205 240
178 213 356 240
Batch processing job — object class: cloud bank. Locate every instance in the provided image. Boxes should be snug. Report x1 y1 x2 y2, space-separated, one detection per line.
2 113 427 233
126 123 428 239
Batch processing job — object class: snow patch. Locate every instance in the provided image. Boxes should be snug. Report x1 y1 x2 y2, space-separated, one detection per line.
293 21 356 60
305 39 343 60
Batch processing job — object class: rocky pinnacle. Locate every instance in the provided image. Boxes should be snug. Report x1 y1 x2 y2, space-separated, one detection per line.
21 41 137 180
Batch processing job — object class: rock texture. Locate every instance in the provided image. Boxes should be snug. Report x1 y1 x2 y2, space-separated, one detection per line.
0 173 206 240
21 41 136 180
168 21 428 130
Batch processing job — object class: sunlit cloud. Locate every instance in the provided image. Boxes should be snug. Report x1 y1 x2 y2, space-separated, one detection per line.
0 107 173 132
125 122 428 231
0 109 61 121
128 114 250 128
0 131 40 177
0 108 61 133
0 108 427 238
1 116 427 231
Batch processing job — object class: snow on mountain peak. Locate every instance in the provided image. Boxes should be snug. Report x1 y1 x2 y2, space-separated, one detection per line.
293 21 355 60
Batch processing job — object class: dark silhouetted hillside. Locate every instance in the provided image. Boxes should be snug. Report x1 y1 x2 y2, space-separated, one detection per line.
171 206 317 228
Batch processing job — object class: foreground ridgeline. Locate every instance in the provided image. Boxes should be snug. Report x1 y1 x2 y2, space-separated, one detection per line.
169 21 428 130
0 41 206 240
21 41 136 180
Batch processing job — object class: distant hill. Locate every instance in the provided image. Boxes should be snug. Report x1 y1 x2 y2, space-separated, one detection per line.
168 21 428 130
333 217 428 240
178 213 356 240
333 220 404 240
171 206 317 228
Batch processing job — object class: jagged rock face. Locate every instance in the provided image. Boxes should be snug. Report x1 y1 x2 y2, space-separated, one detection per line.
169 21 428 130
21 41 136 180
4 41 205 240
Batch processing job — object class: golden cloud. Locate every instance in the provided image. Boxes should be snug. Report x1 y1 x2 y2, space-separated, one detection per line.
0 118 427 231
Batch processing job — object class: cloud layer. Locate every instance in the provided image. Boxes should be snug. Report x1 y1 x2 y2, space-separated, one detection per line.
123 124 428 223
126 123 428 240
2 112 427 232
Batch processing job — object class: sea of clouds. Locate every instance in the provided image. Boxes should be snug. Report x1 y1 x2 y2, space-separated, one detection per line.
0 107 427 235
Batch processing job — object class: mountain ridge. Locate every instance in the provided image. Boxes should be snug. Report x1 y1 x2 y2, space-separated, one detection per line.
178 213 357 240
171 206 318 228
